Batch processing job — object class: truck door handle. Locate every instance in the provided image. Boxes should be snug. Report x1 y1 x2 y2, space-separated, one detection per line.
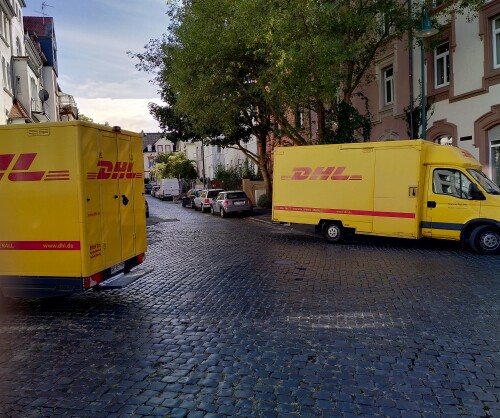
427 201 436 208
122 195 129 205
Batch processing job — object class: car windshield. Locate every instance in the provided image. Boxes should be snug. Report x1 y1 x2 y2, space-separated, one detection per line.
467 169 500 195
207 190 222 198
226 192 247 199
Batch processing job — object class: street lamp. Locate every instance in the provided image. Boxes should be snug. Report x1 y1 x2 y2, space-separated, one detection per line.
415 6 438 140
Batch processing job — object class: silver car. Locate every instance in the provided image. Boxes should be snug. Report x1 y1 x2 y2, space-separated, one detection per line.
193 189 224 213
210 191 253 218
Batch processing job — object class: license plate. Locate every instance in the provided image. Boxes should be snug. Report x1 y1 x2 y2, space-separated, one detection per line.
234 201 245 206
110 262 125 275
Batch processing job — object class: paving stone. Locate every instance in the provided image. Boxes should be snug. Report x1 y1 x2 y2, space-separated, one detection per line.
0 199 499 417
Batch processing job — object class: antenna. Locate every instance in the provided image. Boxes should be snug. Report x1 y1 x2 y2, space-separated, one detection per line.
34 2 54 23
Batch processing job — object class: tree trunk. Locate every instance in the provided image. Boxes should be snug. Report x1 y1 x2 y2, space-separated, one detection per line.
316 99 325 143
256 133 272 201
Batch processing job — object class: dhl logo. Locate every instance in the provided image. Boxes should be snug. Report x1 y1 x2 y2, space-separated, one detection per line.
0 153 69 181
87 161 142 180
281 166 362 181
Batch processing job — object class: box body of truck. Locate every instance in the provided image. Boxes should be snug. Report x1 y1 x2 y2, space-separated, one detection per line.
272 140 500 254
158 178 180 201
0 122 149 297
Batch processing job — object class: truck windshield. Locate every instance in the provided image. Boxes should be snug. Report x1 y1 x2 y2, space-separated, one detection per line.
467 169 500 195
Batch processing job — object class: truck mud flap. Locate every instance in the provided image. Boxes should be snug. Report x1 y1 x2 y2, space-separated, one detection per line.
96 266 153 291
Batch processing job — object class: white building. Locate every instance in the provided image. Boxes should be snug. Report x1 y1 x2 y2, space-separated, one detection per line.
194 137 258 182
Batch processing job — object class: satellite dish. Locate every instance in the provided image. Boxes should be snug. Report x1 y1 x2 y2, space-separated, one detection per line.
39 89 49 102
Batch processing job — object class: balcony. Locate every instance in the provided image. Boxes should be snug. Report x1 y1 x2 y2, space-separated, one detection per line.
59 93 78 120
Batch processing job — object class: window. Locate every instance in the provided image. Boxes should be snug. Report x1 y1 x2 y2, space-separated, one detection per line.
494 16 500 69
432 169 472 199
2 57 6 89
432 0 444 7
16 37 21 56
434 41 450 88
157 145 163 153
489 125 500 186
383 66 394 106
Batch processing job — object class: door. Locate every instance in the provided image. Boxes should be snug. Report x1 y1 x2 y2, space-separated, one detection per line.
117 134 136 261
99 132 123 267
425 167 481 239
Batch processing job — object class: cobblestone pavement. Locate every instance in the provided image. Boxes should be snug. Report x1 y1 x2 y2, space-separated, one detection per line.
0 196 499 418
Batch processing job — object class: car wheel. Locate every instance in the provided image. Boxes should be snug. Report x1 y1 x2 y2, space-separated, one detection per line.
182 200 186 207
322 222 343 244
210 206 215 215
470 225 500 255
220 208 226 218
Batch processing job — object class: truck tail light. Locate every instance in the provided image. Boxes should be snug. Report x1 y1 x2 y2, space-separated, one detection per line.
84 272 103 289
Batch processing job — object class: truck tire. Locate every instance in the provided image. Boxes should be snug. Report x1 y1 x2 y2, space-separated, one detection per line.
323 222 343 244
470 225 500 255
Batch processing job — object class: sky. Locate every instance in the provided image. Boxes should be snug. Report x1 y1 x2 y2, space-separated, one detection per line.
23 0 169 133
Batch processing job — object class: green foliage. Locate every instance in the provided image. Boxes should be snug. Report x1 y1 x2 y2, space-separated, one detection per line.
322 95 372 144
152 152 197 180
133 0 483 195
214 160 258 189
257 194 271 209
78 113 93 122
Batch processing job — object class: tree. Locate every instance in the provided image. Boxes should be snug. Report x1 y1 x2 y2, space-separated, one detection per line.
134 0 484 195
78 113 93 122
152 152 197 181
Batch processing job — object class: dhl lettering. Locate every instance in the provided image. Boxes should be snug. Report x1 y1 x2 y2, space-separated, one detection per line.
284 166 362 181
0 241 81 250
90 160 142 180
0 153 70 182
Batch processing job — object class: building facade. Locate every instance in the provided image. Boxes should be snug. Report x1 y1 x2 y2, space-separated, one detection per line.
0 2 77 125
358 0 500 184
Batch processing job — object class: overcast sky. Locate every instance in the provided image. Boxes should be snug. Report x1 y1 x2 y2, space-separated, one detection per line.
23 0 169 133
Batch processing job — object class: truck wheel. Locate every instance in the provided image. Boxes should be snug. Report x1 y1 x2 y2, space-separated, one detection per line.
470 225 500 255
323 222 343 244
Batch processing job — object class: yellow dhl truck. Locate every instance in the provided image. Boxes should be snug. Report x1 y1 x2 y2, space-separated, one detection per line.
272 140 500 254
0 122 150 298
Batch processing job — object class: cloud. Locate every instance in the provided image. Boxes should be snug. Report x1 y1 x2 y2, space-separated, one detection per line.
77 97 163 133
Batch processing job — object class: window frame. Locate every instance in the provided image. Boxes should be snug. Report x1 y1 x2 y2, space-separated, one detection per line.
382 65 394 106
494 15 500 70
434 41 450 88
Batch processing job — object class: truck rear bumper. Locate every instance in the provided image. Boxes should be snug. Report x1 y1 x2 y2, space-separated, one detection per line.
0 266 153 298
0 276 84 298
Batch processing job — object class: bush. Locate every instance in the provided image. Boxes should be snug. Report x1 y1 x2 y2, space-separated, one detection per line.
257 194 271 209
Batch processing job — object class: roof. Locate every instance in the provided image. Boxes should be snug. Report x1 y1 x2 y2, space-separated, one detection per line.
23 16 55 38
8 100 31 121
142 132 163 151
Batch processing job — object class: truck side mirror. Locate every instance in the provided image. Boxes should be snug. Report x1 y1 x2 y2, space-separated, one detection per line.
468 183 486 200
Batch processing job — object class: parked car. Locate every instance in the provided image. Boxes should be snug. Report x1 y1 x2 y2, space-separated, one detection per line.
151 185 160 197
210 191 253 218
145 183 153 194
181 189 200 208
145 199 150 218
193 189 224 213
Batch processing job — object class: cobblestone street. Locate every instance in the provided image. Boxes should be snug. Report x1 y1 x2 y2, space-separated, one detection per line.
0 196 499 417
